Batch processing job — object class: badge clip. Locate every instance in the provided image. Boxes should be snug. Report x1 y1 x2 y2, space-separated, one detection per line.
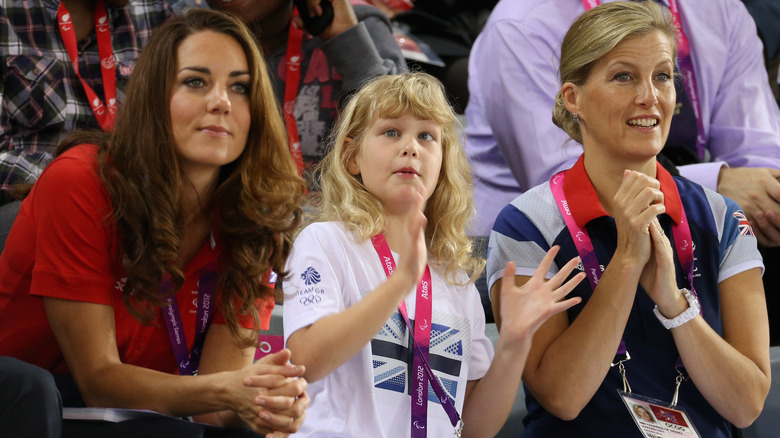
670 368 688 408
454 420 464 437
611 350 632 393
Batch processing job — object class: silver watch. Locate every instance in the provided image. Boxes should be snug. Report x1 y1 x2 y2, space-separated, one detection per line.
653 288 700 329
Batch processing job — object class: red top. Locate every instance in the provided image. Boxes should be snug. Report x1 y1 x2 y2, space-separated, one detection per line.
0 144 272 374
563 155 684 229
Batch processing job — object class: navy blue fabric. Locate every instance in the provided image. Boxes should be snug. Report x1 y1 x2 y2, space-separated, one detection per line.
519 177 736 438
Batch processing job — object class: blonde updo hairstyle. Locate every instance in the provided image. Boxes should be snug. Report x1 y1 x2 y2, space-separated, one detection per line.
552 1 678 143
318 72 484 284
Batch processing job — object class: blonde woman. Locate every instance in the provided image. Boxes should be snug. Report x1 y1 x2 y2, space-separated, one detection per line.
489 2 770 437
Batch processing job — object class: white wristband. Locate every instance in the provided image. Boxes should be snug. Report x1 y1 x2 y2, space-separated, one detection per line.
653 288 700 329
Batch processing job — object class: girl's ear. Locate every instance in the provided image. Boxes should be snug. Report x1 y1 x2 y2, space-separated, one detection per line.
561 82 581 114
344 138 361 176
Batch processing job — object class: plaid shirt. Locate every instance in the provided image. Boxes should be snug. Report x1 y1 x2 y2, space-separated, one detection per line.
0 0 173 202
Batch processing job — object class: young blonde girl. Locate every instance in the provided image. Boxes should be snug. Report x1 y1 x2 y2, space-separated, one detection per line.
283 72 583 437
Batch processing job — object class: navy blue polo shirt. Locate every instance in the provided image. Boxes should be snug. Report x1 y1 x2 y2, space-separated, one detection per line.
487 156 763 438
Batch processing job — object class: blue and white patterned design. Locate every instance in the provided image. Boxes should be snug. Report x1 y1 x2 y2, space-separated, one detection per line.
300 267 321 285
371 310 469 409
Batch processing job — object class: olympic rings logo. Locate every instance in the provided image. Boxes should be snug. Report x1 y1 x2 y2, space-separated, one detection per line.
300 295 322 306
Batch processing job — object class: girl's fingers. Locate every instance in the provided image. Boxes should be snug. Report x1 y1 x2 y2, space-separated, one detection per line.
546 254 581 289
551 272 585 302
531 245 561 281
500 261 517 293
552 295 583 313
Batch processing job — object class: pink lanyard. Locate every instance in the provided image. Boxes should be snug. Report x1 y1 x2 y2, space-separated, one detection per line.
371 234 463 437
549 170 697 356
283 14 306 177
57 0 117 132
161 263 218 376
582 0 706 159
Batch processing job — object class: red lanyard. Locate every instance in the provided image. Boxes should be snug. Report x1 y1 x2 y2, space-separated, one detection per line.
582 0 706 159
283 15 306 177
549 169 699 362
370 234 463 437
57 0 117 132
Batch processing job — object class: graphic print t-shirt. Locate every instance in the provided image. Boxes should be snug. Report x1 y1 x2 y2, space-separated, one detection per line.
283 222 493 437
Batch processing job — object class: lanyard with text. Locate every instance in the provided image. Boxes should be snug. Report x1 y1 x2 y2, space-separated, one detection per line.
371 234 463 438
283 14 306 177
57 0 117 132
549 169 698 387
162 263 218 376
582 0 706 159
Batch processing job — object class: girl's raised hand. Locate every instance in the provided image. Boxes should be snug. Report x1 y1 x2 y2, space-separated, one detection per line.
498 246 584 346
396 185 428 286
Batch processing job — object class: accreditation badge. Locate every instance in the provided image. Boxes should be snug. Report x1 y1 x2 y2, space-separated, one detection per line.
618 391 702 438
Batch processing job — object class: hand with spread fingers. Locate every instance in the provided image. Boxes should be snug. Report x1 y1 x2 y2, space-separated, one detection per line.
497 247 584 347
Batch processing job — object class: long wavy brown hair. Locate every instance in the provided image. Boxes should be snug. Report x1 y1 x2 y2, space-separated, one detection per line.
60 9 304 347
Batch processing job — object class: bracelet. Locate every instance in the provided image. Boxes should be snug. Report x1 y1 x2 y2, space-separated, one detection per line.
653 288 700 329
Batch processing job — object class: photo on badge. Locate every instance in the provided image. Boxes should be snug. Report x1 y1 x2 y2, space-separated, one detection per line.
618 390 702 438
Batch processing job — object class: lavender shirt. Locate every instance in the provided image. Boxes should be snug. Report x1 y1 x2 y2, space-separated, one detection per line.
465 0 780 236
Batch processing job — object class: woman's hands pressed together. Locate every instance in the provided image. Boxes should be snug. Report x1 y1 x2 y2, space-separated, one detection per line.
611 170 665 266
612 170 681 310
233 349 309 436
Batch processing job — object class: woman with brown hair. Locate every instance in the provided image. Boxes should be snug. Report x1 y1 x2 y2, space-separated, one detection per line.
0 8 308 437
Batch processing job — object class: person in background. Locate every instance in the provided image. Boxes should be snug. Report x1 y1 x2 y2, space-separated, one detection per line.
741 0 780 104
209 0 405 188
0 9 308 437
465 0 780 241
488 3 769 437
364 0 499 114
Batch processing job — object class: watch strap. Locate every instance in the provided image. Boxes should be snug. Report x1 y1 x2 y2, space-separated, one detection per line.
653 288 700 329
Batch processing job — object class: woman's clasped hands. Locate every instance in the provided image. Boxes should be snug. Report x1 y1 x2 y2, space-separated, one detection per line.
228 349 309 437
612 170 683 315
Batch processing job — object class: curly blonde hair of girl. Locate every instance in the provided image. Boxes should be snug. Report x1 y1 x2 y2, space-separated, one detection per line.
317 72 484 284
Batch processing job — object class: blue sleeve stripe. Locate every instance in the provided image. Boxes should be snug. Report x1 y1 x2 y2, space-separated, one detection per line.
491 203 550 253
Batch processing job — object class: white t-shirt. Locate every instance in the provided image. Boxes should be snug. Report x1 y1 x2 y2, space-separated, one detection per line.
284 222 494 437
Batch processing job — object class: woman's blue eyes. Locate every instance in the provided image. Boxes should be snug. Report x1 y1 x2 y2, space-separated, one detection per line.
384 129 399 138
183 77 205 87
232 83 250 95
182 77 250 94
612 72 672 82
614 73 631 81
418 133 435 141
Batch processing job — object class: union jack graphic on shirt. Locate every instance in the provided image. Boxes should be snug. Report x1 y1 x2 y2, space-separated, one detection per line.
371 312 467 408
733 210 754 236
